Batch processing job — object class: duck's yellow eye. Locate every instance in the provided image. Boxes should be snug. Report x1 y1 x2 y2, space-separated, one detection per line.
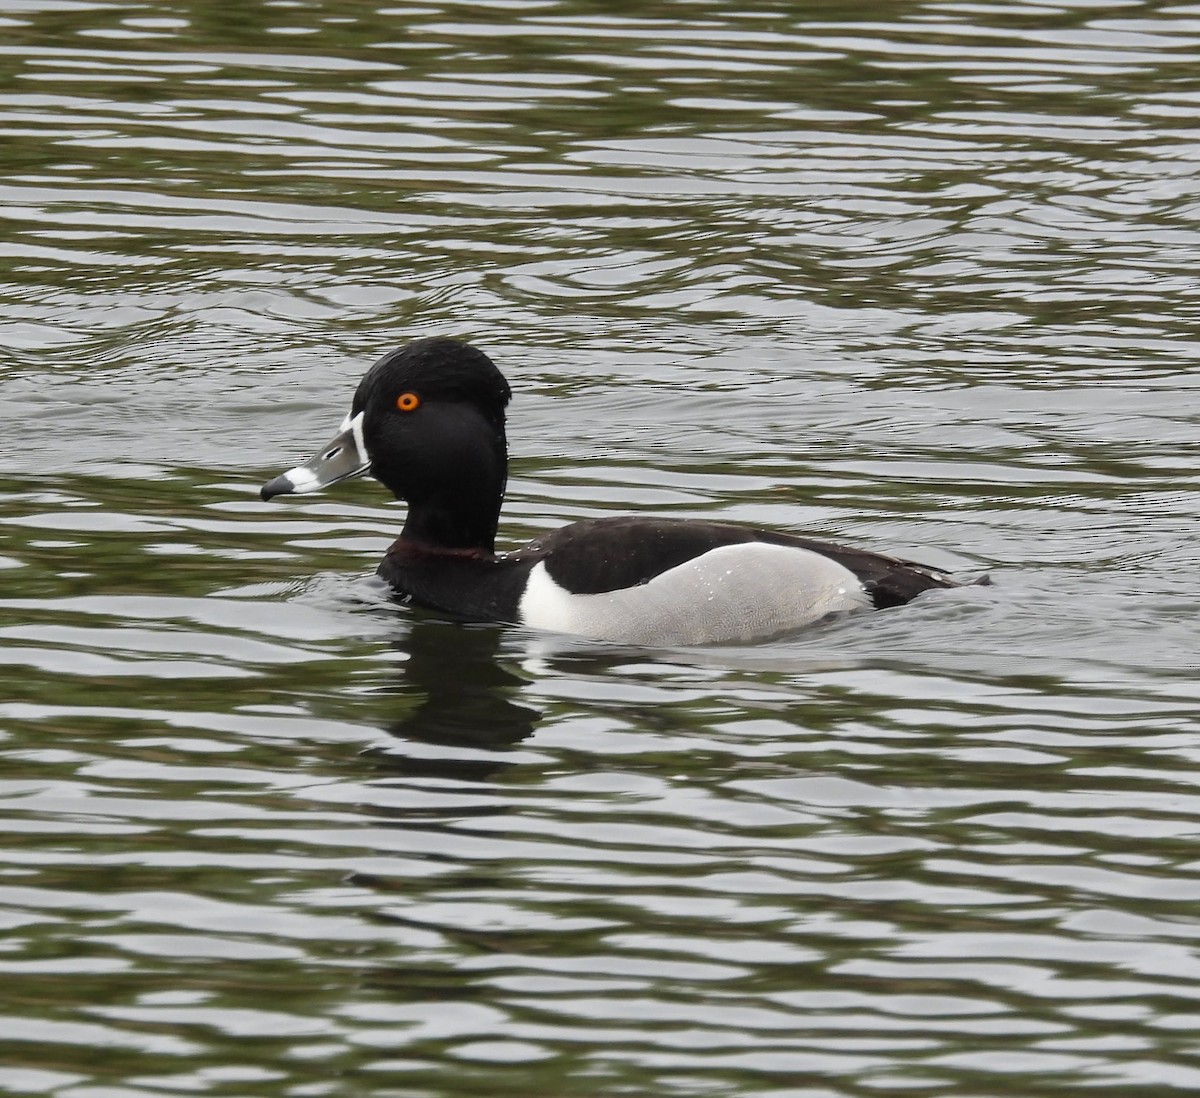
395 392 420 413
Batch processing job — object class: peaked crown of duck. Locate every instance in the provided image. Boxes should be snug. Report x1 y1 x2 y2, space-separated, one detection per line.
353 337 511 422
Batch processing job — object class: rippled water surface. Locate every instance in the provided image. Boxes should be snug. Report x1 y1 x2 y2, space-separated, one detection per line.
3 1 1200 1094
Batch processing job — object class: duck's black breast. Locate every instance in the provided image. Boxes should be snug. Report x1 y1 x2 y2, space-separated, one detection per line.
377 540 536 623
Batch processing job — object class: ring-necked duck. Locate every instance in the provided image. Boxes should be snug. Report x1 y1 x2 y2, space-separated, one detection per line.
261 337 960 645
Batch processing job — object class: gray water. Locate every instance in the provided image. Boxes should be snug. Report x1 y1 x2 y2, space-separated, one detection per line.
2 1 1200 1095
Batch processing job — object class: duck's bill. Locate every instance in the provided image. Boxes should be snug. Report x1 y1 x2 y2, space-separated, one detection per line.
260 411 369 501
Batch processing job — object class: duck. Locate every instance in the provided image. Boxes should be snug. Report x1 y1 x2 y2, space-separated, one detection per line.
260 337 960 646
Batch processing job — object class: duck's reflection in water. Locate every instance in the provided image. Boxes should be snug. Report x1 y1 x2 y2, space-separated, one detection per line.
348 618 541 909
360 617 541 784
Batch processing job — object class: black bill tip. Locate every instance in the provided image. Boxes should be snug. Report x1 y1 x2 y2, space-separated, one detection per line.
260 475 295 502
